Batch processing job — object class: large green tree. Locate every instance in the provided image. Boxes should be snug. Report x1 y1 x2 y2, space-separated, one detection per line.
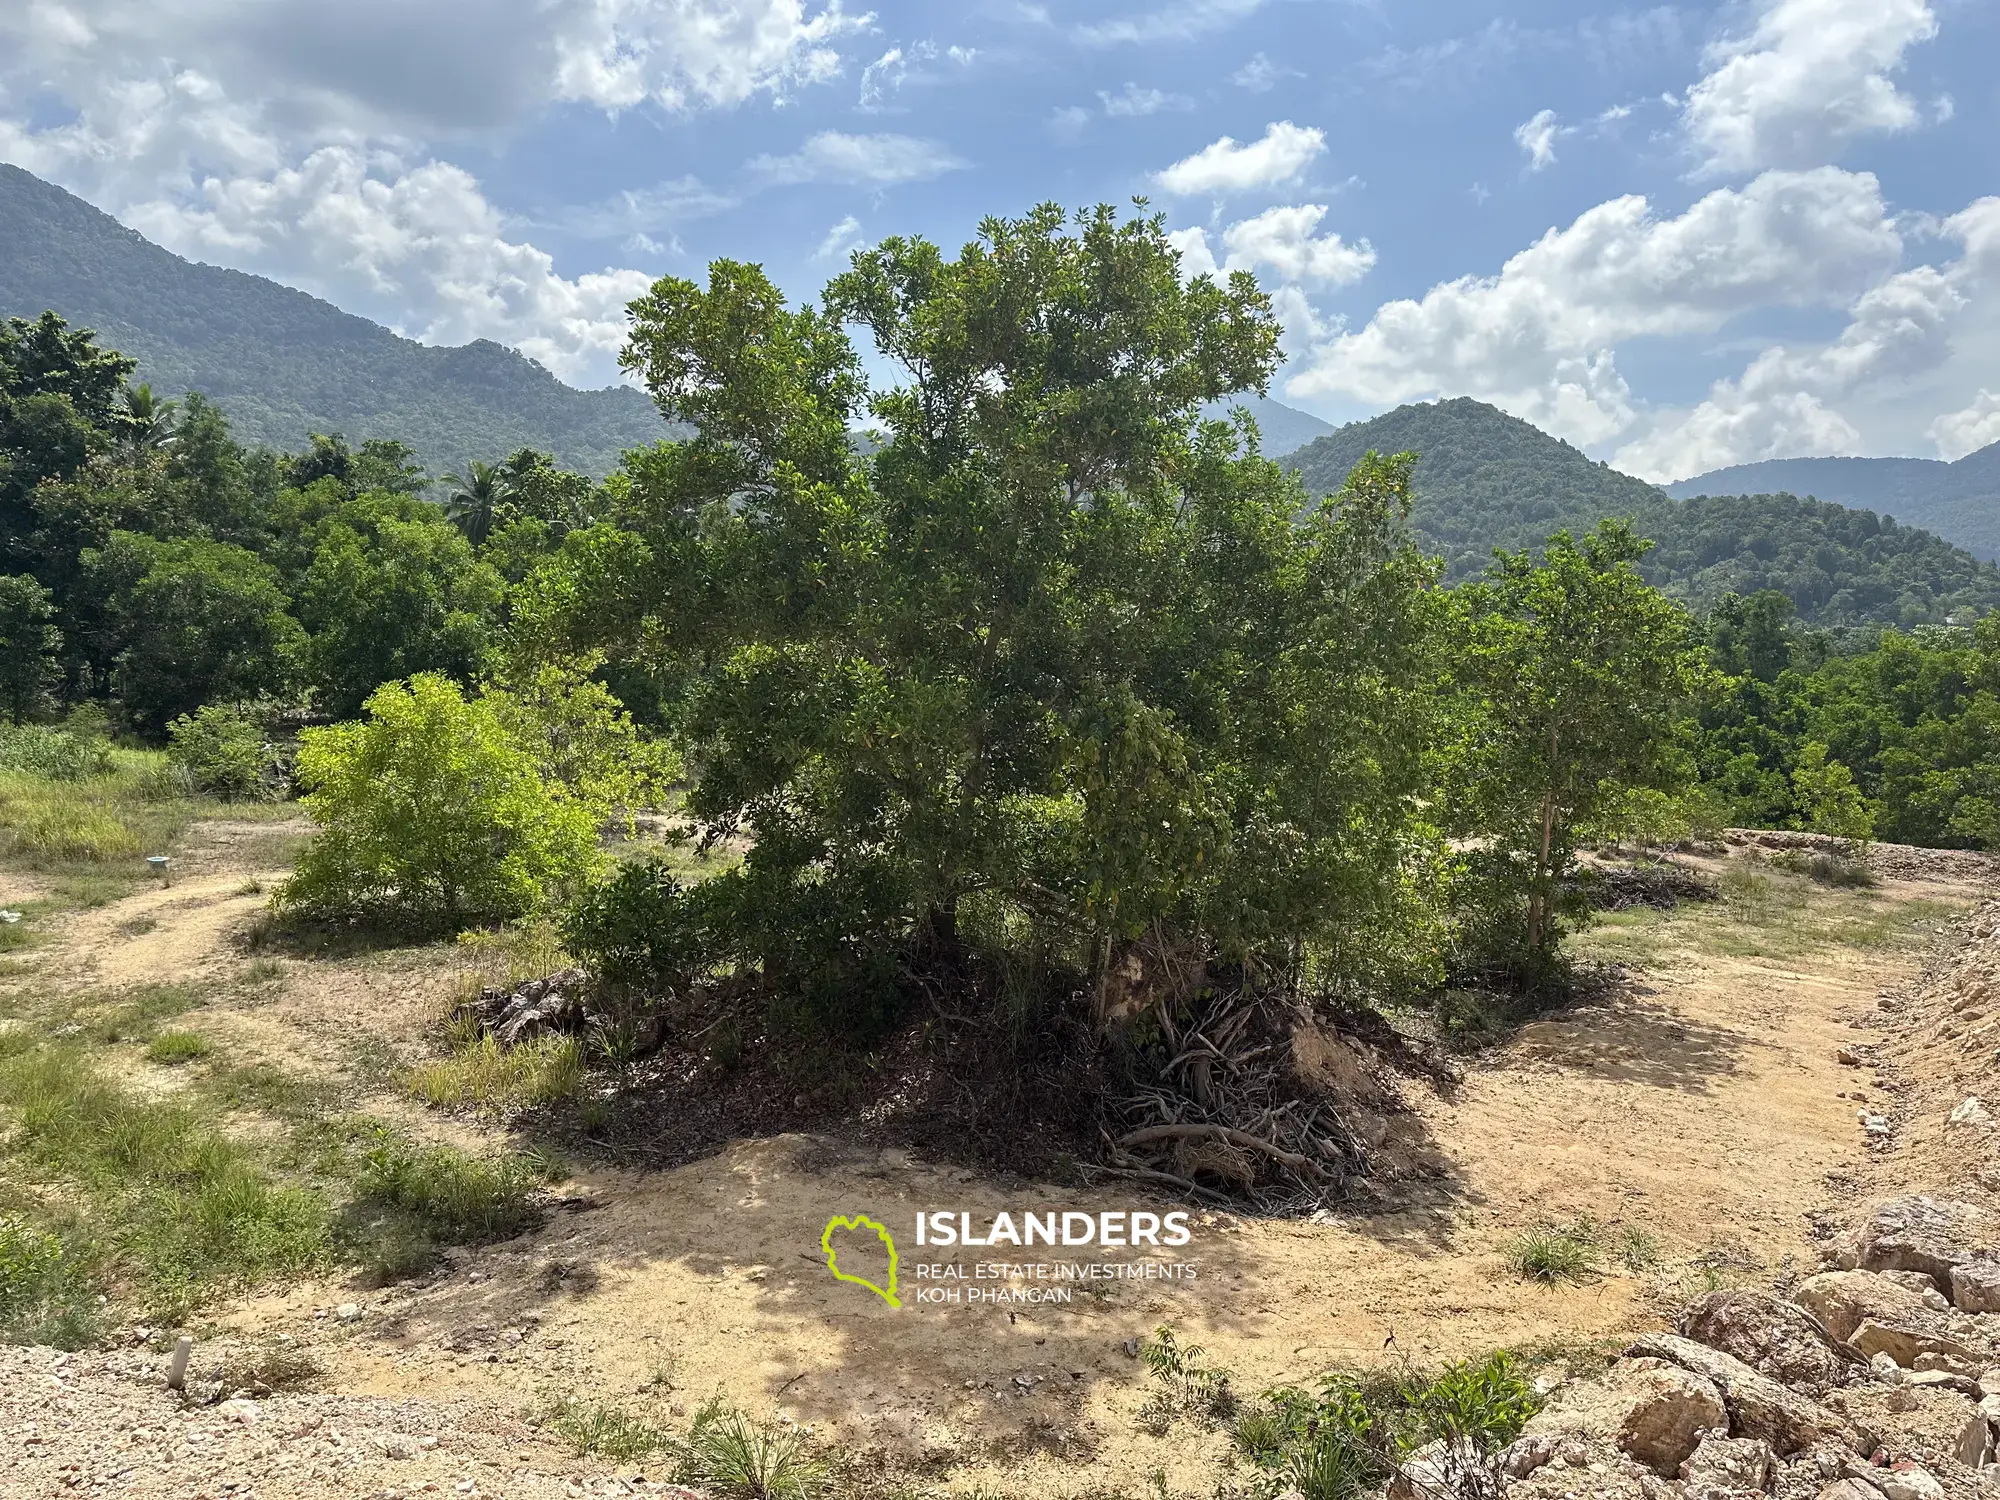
540 204 1444 1019
1450 521 1712 967
0 573 61 722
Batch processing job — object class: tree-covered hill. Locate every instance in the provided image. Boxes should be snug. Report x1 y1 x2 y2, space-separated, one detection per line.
1667 446 2000 561
0 164 669 477
1284 397 2000 627
1284 397 1666 581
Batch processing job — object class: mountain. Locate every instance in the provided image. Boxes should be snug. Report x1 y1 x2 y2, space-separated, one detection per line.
1285 397 1667 581
1667 448 2000 561
0 163 668 477
1204 394 1335 456
1286 397 2000 628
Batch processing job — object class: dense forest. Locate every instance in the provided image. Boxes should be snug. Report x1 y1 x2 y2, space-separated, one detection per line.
1669 445 2000 561
1288 397 2000 626
0 164 669 477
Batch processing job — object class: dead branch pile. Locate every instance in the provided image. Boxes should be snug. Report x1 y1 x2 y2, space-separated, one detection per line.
1102 984 1380 1213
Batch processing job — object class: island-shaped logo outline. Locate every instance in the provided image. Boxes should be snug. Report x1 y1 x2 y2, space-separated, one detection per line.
821 1213 901 1308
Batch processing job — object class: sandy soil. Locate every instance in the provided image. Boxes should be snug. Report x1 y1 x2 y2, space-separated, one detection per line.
0 831 1990 1498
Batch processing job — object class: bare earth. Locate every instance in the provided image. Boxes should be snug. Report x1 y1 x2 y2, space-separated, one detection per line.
0 827 1991 1499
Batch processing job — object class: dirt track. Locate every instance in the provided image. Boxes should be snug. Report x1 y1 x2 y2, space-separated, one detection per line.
0 829 1990 1497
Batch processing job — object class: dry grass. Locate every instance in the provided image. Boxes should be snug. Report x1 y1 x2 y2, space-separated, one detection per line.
406 1032 585 1111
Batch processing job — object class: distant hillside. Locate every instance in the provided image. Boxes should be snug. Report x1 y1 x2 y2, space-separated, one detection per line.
1285 397 1666 581
1287 397 2000 627
1668 447 2000 561
0 164 668 476
1204 395 1334 457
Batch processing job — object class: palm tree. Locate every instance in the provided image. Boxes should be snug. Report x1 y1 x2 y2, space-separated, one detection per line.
440 459 506 547
121 383 179 454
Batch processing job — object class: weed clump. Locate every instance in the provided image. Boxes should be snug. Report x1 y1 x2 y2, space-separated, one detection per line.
145 1031 211 1064
1504 1219 1601 1285
0 1215 101 1348
406 1032 584 1111
353 1140 549 1245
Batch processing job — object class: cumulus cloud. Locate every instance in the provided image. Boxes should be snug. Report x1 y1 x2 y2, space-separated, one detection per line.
1154 121 1326 195
1931 392 2000 462
750 130 966 186
1219 205 1374 287
1617 195 2000 478
1287 168 1903 448
1514 109 1561 170
1682 0 1939 173
0 0 875 388
122 146 654 384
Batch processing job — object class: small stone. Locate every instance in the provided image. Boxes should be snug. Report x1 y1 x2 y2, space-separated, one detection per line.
1949 1096 1992 1129
1876 1465 1944 1500
383 1439 414 1460
219 1399 260 1427
336 1303 363 1323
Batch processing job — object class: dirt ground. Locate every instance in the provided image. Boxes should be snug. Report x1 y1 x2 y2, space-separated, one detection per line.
0 826 1992 1498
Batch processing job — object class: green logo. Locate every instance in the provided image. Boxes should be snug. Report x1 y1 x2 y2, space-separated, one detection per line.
821 1213 901 1308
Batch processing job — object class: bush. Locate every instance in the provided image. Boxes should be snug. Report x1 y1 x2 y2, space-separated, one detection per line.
562 859 708 989
144 1031 211 1064
0 724 113 781
278 673 604 926
1504 1220 1600 1284
405 1033 584 1111
675 1398 824 1500
0 1215 101 1348
352 1140 548 1245
165 703 290 801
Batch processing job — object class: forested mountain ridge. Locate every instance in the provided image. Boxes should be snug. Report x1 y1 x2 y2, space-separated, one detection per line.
0 164 668 477
1668 446 2000 561
1284 397 2000 628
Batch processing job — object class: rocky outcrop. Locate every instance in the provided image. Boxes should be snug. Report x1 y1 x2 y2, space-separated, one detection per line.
1680 1429 1776 1494
1790 1271 1987 1370
1626 1333 1850 1456
1837 1197 1990 1291
1520 1356 1726 1476
1679 1290 1855 1396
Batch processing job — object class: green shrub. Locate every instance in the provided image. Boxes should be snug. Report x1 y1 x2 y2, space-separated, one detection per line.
1504 1221 1600 1284
144 1031 211 1064
405 1033 584 1111
0 724 113 781
0 1215 101 1348
165 703 290 800
278 673 604 926
1769 848 1877 888
545 1397 672 1461
562 858 708 989
675 1398 824 1500
352 1140 547 1244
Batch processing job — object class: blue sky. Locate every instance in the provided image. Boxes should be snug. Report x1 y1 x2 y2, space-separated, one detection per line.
3 0 1997 478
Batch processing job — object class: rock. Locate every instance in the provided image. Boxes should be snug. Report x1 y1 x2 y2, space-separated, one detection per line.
1875 1466 1944 1500
335 1302 362 1323
1879 1273 1952 1310
1682 1289 1853 1395
1903 1368 1978 1397
1626 1334 1849 1455
1838 1197 1990 1290
219 1398 260 1426
1849 1319 1979 1370
1499 1432 1559 1479
1816 1483 1887 1500
1869 1353 1903 1384
1681 1429 1777 1492
1949 1261 2000 1315
1950 1097 1993 1129
1797 1274 1940 1344
1959 1408 1994 1467
1522 1355 1728 1476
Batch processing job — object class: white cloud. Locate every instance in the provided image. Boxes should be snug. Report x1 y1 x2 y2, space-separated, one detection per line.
120 146 654 385
1046 104 1093 142
1099 83 1187 117
750 130 966 186
1154 120 1325 195
0 0 878 391
1219 204 1374 287
1232 53 1295 92
856 39 973 111
1931 392 2000 462
1076 0 1262 47
1287 168 1904 448
1167 226 1219 280
1514 109 1561 170
813 213 864 261
1681 0 1939 174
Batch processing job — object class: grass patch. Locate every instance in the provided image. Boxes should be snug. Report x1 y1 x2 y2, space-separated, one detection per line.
0 753 197 868
679 1398 826 1500
1230 1352 1539 1500
1504 1219 1600 1285
407 1032 585 1112
354 1140 549 1243
70 983 203 1045
546 1397 674 1462
144 1030 211 1065
0 1214 102 1348
0 1042 330 1322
